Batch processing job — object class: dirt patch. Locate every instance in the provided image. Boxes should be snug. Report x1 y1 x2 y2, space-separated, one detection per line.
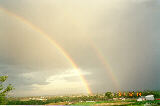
46 102 69 105
95 102 134 105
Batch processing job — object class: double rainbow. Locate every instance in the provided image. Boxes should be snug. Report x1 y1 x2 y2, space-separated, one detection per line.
0 6 120 94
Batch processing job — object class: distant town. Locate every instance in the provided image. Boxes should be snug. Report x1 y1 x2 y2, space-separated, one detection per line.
6 90 160 105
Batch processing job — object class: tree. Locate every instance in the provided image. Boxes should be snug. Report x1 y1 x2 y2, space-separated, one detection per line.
0 75 13 104
105 92 113 99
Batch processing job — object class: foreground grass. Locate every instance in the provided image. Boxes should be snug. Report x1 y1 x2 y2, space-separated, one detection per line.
128 100 160 105
73 100 160 105
6 100 134 105
6 99 160 105
73 100 135 105
7 100 48 105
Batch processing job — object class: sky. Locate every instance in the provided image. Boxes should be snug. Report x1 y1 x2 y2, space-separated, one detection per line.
0 0 160 96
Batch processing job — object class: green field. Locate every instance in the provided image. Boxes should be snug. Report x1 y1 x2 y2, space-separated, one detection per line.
6 99 160 105
73 100 160 105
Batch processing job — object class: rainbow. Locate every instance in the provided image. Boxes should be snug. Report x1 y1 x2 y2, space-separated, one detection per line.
0 7 92 95
89 41 120 90
62 10 120 89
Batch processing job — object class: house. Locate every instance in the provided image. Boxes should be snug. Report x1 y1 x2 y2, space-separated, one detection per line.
145 95 154 101
137 96 145 101
86 101 95 102
113 98 118 101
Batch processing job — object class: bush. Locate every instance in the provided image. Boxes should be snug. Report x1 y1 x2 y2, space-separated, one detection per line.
0 75 13 104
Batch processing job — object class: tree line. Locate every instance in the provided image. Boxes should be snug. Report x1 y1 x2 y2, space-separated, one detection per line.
105 91 160 99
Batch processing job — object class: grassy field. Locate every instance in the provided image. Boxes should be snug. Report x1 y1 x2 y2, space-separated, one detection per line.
73 100 160 105
73 100 135 105
128 100 160 105
6 99 160 105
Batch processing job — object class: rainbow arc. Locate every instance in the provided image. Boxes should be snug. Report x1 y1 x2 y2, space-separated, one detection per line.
0 7 92 95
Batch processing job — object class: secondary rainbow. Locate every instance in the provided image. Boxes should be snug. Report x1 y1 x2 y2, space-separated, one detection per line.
64 12 120 89
89 41 120 89
0 7 92 95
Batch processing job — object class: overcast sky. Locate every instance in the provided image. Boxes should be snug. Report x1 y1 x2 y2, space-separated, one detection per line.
0 0 160 96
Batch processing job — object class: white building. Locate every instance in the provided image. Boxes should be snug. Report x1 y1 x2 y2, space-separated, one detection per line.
137 95 155 101
137 96 145 101
145 95 154 101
